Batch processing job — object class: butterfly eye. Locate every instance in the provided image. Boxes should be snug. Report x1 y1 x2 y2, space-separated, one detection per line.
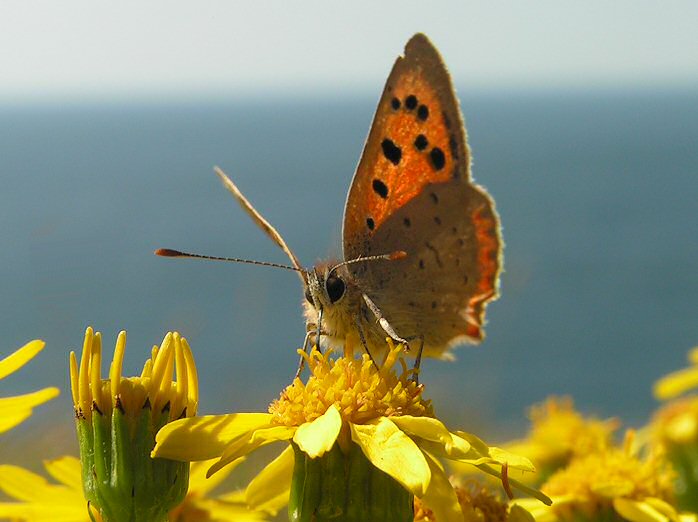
325 275 346 304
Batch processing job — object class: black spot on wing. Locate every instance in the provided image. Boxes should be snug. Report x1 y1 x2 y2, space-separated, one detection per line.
414 134 428 151
403 217 411 228
366 217 375 230
381 139 402 165
417 105 429 121
405 95 418 110
372 179 388 199
391 97 401 110
430 148 445 170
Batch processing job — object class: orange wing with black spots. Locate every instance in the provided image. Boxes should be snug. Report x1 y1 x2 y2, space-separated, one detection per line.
341 33 502 356
343 33 471 260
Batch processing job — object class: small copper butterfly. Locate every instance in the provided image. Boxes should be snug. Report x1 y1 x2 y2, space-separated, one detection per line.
158 33 502 367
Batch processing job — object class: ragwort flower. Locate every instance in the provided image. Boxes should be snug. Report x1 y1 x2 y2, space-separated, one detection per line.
513 431 681 522
154 341 550 522
70 327 198 522
0 340 59 434
505 396 619 484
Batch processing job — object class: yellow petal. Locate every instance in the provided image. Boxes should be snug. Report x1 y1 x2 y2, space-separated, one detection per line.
613 498 675 522
43 457 83 491
654 366 698 400
475 463 552 505
415 434 473 461
0 410 31 434
453 430 491 456
245 445 294 515
350 417 430 497
418 452 463 522
508 504 537 522
0 503 91 522
448 431 535 472
510 499 558 522
0 465 78 503
293 404 342 458
644 497 681 520
188 498 268 521
488 447 536 472
0 340 45 380
0 387 60 413
207 425 296 477
391 416 472 459
189 457 245 496
153 412 273 461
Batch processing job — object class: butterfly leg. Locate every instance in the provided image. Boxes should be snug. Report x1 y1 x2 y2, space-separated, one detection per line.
362 293 410 347
295 323 331 379
354 317 378 367
403 334 425 384
294 330 314 379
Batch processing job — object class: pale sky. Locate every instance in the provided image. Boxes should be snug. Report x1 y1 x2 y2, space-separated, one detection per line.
1 1 697 101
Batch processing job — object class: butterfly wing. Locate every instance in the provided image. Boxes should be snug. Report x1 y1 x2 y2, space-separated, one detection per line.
342 33 501 358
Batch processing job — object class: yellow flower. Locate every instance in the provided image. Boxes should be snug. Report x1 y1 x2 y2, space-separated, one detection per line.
513 431 680 522
654 347 698 400
0 456 269 522
504 396 619 484
154 341 550 522
0 340 59 433
70 327 198 522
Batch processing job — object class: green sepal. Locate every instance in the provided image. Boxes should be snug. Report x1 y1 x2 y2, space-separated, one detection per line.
289 441 414 522
76 400 189 522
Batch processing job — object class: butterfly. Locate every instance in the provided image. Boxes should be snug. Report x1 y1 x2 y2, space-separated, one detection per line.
158 33 502 369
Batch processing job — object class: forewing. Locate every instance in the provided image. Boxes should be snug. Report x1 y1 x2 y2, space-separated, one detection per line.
343 33 470 260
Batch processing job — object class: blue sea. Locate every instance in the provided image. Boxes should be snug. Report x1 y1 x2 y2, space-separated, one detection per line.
1 88 697 468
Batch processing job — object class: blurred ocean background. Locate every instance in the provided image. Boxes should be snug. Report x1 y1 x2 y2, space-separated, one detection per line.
2 87 697 452
0 1 697 505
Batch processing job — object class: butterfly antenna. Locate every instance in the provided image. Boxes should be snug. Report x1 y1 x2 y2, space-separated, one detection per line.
329 251 407 276
213 166 305 282
155 248 303 273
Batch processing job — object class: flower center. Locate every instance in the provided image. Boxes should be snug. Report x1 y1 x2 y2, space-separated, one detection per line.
269 341 433 427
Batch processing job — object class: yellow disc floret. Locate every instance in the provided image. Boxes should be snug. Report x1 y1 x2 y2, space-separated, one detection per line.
270 341 433 427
